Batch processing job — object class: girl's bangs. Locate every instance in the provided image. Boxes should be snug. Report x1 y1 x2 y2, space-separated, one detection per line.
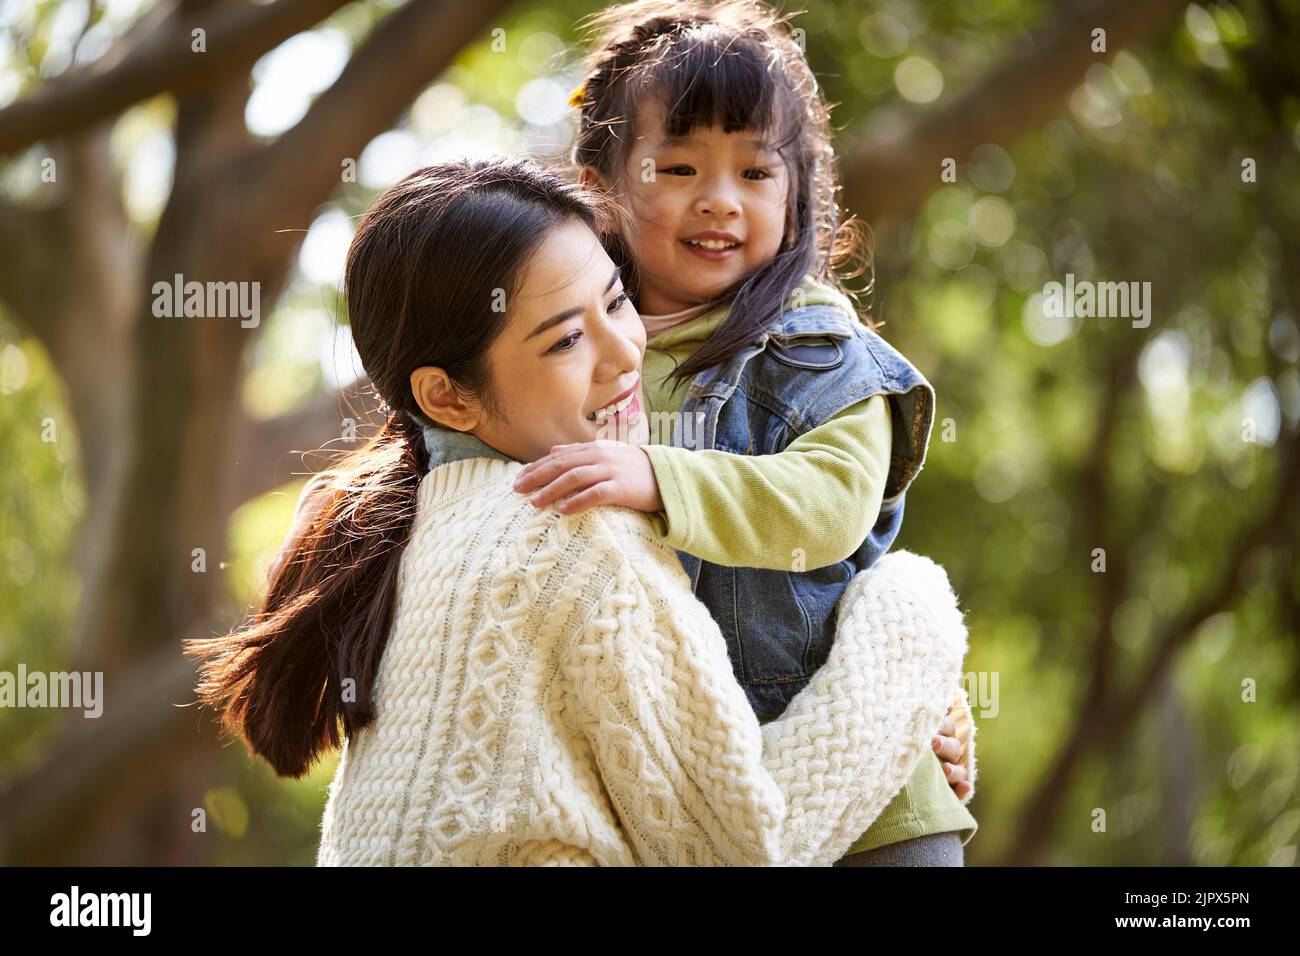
635 33 798 146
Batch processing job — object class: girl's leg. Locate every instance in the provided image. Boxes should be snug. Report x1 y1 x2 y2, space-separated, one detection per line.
833 832 963 867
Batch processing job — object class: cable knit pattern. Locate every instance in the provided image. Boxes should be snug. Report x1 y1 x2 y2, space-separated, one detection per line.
316 457 970 866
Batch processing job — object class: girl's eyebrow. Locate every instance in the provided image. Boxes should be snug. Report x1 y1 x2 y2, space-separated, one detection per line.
524 267 623 341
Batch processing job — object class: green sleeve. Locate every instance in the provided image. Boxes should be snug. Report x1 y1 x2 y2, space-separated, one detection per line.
641 394 891 570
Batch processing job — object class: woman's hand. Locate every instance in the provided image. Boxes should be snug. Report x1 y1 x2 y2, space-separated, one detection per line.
512 440 665 515
934 700 972 800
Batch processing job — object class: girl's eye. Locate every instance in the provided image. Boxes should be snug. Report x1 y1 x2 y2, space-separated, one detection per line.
548 331 582 354
607 291 631 313
661 165 695 176
743 168 771 180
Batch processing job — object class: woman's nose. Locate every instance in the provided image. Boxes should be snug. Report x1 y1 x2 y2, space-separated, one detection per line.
594 322 642 381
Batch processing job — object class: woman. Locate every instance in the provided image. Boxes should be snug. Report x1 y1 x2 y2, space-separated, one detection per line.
185 158 973 865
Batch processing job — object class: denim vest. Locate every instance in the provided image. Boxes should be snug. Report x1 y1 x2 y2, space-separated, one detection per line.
667 303 936 720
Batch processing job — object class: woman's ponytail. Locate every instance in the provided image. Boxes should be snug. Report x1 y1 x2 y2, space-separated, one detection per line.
185 412 427 778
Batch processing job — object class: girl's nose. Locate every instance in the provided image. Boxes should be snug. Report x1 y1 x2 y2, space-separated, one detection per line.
694 179 741 219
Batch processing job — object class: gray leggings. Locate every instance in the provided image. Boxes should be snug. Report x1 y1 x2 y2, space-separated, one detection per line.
833 831 964 867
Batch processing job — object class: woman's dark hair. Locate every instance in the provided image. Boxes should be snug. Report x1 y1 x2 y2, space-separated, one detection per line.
184 157 629 778
570 0 871 395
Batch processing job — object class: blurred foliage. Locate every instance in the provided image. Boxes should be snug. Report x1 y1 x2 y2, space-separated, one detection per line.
1 0 1297 866
0 332 84 777
874 0 1300 865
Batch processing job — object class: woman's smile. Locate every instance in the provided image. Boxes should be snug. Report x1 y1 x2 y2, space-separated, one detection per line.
587 378 641 422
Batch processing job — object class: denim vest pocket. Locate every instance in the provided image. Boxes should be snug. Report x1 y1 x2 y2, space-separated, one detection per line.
726 565 815 682
788 560 855 672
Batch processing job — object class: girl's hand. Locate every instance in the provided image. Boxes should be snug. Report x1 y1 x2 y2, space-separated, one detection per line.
933 706 972 800
512 440 665 515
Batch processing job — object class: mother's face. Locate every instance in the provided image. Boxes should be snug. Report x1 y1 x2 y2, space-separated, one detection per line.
416 219 649 463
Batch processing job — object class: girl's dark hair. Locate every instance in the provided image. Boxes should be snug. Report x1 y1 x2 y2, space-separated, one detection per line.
184 157 628 778
570 0 870 394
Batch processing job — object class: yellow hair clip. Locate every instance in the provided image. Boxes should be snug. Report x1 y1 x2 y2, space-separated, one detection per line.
567 82 586 109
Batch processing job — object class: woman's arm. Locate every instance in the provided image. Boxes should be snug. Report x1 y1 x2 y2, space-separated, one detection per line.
767 551 970 865
562 511 967 865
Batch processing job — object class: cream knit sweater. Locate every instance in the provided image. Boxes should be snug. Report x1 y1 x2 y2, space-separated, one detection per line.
316 457 972 866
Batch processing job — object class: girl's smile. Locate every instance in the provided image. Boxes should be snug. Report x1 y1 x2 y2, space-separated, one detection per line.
681 230 745 261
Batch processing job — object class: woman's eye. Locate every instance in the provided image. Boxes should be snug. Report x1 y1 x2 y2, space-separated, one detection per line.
548 331 582 354
743 168 771 180
607 291 630 313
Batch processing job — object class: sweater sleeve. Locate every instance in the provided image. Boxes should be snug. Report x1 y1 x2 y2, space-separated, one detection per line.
561 510 967 865
642 394 891 570
761 550 971 865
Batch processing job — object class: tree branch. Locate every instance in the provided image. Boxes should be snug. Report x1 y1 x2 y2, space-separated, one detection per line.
0 0 352 156
840 0 1188 223
248 0 517 248
0 197 70 346
1077 343 1144 712
992 340 1139 864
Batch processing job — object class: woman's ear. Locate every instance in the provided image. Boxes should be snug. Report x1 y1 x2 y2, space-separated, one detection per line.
410 366 481 432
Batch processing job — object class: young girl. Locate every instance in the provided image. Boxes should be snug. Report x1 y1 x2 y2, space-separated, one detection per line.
511 0 978 865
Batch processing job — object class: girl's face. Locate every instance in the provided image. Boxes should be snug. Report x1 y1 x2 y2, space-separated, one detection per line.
471 218 649 462
616 99 791 316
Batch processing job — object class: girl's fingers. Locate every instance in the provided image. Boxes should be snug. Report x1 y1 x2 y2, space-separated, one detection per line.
515 447 593 492
938 713 956 737
514 458 559 491
943 762 968 785
528 464 608 508
554 481 615 515
933 733 963 764
953 780 972 800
